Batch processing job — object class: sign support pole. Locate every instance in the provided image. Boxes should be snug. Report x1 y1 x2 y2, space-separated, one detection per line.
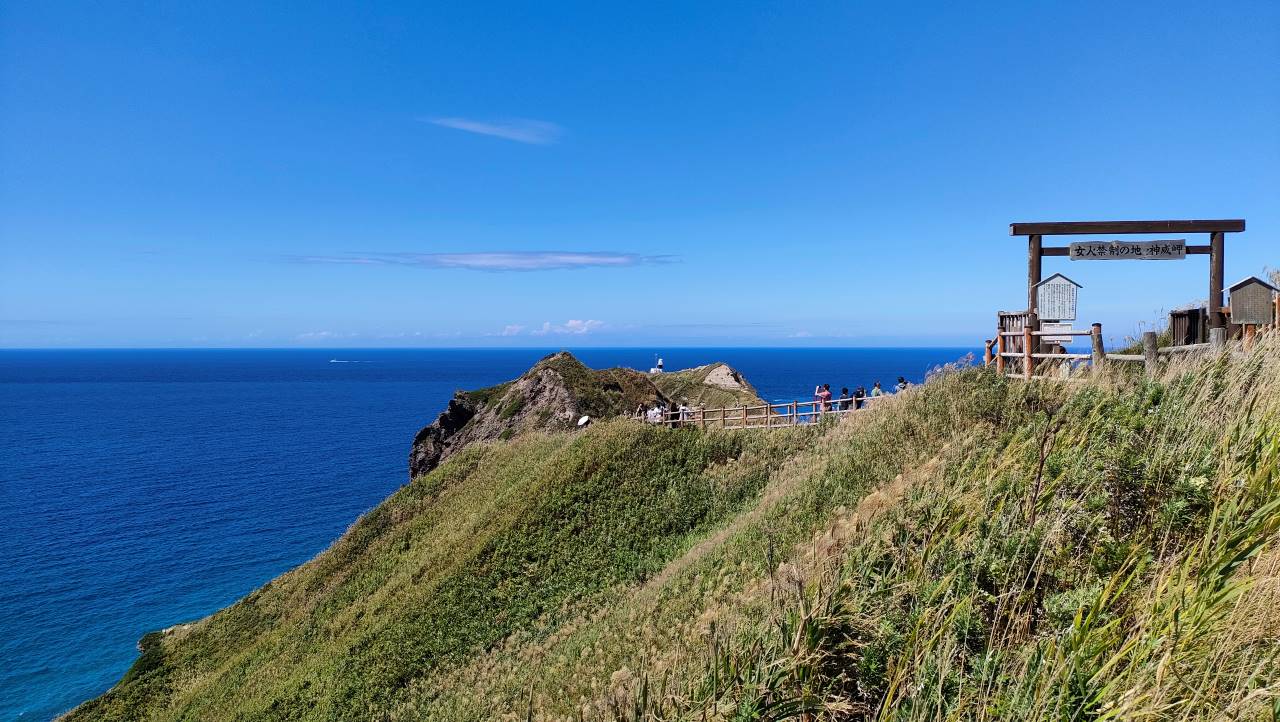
1209 231 1225 329
1027 235 1042 313
1027 234 1042 353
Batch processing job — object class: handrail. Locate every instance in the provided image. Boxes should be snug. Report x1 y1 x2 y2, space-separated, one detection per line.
655 394 891 429
989 315 1278 381
998 329 1095 337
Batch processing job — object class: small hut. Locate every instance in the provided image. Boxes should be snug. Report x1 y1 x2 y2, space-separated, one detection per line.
1228 276 1279 326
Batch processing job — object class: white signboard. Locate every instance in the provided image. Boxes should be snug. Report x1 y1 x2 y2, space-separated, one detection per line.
1041 322 1075 344
1035 274 1080 321
1069 239 1186 260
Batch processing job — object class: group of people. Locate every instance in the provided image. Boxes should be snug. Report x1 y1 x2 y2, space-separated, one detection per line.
813 376 909 412
635 374 914 426
639 401 688 424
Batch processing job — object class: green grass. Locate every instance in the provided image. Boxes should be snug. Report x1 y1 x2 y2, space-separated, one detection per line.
68 337 1280 721
651 363 763 408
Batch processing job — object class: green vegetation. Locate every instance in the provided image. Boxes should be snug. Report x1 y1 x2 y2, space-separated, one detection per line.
651 363 763 408
535 352 667 419
461 381 512 409
69 339 1280 720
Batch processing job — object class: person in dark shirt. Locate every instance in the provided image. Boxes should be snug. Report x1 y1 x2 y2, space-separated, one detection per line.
838 387 851 411
853 386 867 409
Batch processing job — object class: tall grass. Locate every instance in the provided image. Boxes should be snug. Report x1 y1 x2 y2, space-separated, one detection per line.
606 334 1280 721
67 335 1280 721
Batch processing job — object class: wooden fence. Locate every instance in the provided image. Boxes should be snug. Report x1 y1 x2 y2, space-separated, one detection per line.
657 395 888 429
982 320 1272 381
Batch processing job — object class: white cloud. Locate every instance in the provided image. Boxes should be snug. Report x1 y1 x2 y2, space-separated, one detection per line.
530 319 605 336
500 324 525 336
424 117 562 145
295 330 357 341
292 251 671 272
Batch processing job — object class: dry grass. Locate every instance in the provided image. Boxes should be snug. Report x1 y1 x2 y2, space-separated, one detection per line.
67 334 1280 721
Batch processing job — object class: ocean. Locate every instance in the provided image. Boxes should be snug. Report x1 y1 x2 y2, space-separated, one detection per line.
0 347 970 720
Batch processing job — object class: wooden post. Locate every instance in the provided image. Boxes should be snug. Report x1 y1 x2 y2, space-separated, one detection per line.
996 333 1006 374
1143 331 1158 376
1210 326 1226 350
766 404 772 429
983 339 994 366
1028 234 1043 355
741 405 747 429
1023 326 1033 380
1208 231 1225 329
1027 234 1042 313
1090 323 1105 373
1243 324 1256 351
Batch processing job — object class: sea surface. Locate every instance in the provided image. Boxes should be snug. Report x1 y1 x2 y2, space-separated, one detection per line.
0 347 970 720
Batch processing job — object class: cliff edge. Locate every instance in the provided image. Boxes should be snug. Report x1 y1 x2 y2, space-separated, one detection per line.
408 352 762 479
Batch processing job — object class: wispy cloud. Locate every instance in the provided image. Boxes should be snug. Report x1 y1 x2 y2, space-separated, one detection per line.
530 319 605 336
500 324 525 336
292 251 673 272
295 330 358 341
424 117 562 145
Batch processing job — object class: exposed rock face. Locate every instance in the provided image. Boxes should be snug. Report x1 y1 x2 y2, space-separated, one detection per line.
409 352 653 479
408 396 479 480
408 352 764 480
649 362 762 409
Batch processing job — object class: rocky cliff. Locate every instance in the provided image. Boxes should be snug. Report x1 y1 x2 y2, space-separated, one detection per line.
408 352 762 479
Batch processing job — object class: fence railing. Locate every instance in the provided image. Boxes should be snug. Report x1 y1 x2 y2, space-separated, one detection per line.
655 395 889 429
982 320 1271 380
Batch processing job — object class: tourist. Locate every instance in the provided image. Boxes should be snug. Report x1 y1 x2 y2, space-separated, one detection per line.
853 386 866 409
896 376 909 392
871 381 884 398
816 383 832 412
838 387 851 411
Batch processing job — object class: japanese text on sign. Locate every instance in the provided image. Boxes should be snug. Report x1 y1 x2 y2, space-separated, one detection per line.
1068 240 1186 260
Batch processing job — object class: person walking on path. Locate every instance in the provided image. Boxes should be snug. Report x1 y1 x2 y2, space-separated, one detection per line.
853 386 866 409
871 381 884 398
838 387 851 411
896 376 909 392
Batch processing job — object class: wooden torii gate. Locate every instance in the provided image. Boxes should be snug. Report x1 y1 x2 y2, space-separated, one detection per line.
1011 219 1247 344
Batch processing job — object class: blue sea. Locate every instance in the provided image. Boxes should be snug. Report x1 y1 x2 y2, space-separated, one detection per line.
0 347 970 720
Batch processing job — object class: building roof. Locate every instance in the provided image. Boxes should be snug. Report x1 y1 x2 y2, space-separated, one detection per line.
1033 272 1082 289
1228 276 1280 293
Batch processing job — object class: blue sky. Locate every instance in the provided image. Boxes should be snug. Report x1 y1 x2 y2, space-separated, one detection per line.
1 1 1277 348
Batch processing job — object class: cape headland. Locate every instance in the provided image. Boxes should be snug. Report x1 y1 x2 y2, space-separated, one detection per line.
409 351 762 479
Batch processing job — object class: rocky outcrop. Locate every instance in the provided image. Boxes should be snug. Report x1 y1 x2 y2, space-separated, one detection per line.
649 362 761 409
408 352 655 479
408 352 763 480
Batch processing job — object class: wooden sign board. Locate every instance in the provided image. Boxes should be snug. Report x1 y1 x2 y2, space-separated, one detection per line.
1041 322 1075 344
1034 273 1081 321
1069 240 1186 260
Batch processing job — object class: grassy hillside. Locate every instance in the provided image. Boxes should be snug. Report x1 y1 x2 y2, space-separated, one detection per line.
651 363 763 409
69 340 1280 720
